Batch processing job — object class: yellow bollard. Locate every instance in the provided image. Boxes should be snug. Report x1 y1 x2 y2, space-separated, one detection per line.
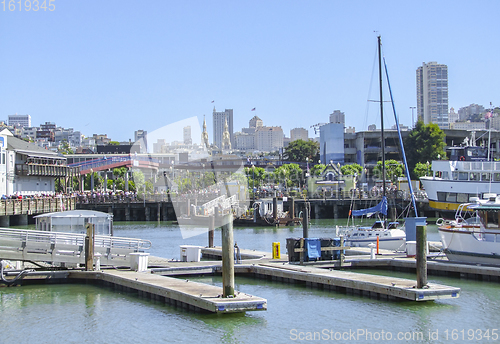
272 242 281 259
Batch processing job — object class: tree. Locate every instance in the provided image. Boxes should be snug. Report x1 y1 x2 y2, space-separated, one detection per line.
273 163 303 188
58 140 73 154
372 159 404 183
341 163 363 176
84 172 103 191
283 139 320 163
404 120 446 179
244 166 266 188
309 163 326 177
413 162 432 179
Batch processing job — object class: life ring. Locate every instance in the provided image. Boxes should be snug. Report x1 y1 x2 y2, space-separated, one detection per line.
459 156 465 161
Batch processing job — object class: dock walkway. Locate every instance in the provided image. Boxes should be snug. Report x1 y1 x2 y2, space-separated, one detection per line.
69 270 267 313
241 263 459 301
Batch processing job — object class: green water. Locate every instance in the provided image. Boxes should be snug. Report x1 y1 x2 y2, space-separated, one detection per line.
1 220 499 344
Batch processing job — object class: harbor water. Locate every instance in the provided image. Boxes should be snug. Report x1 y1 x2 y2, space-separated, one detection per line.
1 220 500 344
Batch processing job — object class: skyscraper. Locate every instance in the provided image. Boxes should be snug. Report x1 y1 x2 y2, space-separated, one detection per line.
183 126 192 145
212 108 233 149
416 62 449 129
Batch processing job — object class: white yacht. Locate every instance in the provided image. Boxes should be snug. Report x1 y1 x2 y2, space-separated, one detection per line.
438 195 500 265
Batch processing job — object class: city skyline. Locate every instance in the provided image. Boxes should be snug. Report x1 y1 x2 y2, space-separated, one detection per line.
1 1 499 142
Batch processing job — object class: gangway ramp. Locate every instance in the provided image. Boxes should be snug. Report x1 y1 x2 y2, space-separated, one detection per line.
0 228 151 267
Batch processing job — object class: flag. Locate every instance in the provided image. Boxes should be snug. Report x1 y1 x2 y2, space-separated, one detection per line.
211 100 214 103
251 107 256 111
486 111 492 119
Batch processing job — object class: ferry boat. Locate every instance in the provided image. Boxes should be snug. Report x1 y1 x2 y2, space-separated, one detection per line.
420 145 500 213
438 194 500 265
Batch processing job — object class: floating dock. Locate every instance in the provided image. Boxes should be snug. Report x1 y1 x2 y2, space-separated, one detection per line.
199 246 460 301
233 263 459 301
69 270 267 313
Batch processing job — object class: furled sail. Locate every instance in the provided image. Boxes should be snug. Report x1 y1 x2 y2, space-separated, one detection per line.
351 196 387 217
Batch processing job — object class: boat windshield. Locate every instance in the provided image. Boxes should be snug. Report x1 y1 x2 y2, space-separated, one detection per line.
478 210 500 229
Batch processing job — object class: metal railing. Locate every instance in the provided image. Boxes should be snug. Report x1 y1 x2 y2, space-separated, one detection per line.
0 228 151 267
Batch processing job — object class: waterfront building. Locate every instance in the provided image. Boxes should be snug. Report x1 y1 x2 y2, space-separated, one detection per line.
416 62 449 129
8 114 31 128
212 108 233 150
0 129 73 196
290 127 308 142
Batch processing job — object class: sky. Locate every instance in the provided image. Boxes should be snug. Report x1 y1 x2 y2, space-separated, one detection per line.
1 0 499 144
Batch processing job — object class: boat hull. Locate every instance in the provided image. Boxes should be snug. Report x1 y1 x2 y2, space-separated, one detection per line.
346 236 406 251
439 227 500 265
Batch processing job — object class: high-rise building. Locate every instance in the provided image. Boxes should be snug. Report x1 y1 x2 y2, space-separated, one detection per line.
212 108 233 149
249 115 263 129
134 130 147 153
290 128 308 141
183 126 192 145
8 114 31 128
319 123 344 164
255 126 283 152
416 62 449 129
329 110 345 124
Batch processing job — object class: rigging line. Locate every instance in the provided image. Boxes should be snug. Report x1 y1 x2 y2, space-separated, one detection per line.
382 55 419 218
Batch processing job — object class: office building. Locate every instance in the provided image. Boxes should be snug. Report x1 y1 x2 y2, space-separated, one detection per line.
290 128 308 142
416 62 449 129
212 108 233 149
8 114 31 128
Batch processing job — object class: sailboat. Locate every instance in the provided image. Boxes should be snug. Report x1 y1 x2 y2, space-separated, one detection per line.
342 36 419 251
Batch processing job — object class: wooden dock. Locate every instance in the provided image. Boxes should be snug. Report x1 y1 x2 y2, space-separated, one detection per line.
199 247 460 301
232 263 459 301
69 270 267 313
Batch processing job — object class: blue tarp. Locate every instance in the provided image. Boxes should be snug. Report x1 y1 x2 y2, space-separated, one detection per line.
352 196 387 217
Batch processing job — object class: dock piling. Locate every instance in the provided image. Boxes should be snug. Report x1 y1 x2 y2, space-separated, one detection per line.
416 225 427 288
302 204 309 238
85 223 95 271
221 214 235 297
208 214 215 248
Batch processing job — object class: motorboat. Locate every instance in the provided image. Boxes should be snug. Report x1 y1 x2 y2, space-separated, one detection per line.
438 194 500 265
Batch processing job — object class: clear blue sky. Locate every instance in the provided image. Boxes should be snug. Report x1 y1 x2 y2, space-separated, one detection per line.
1 0 499 143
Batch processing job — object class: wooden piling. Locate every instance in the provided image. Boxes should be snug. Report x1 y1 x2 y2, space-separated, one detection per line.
272 197 277 221
208 214 214 248
416 225 427 288
302 204 309 238
221 214 235 297
85 223 95 271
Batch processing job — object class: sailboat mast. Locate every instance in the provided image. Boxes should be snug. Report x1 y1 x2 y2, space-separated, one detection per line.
378 36 386 198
